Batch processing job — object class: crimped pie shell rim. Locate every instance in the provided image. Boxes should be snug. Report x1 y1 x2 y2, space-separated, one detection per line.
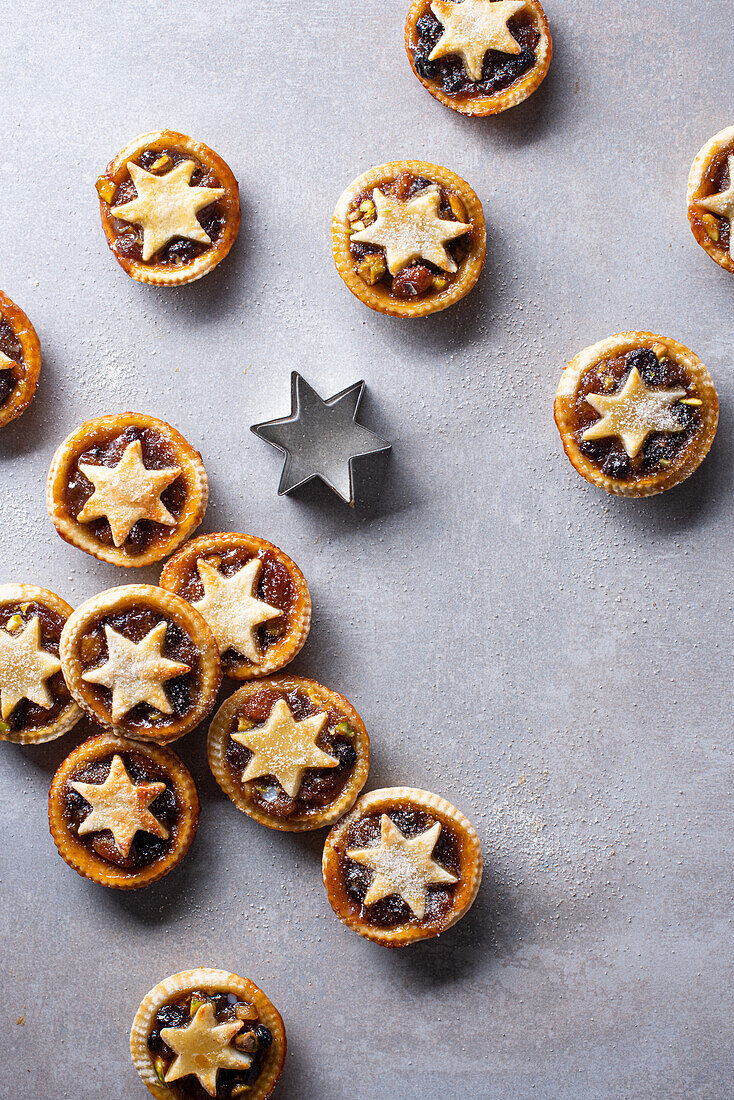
59 584 221 743
687 124 734 274
47 412 209 568
332 160 486 318
0 290 42 429
130 967 286 1100
404 0 552 117
208 676 371 832
160 532 312 681
98 130 240 286
322 785 483 946
0 582 83 744
48 732 200 889
554 331 719 498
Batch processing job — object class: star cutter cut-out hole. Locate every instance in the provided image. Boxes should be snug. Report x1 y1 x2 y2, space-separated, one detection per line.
251 372 392 506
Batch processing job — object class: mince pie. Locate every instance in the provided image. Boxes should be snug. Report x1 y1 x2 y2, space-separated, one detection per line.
405 0 552 116
555 332 719 497
332 161 486 317
96 130 240 285
0 290 41 429
160 532 311 680
131 968 286 1100
688 125 734 273
48 733 199 889
47 412 208 567
60 584 221 743
323 786 482 947
208 676 370 831
0 584 82 745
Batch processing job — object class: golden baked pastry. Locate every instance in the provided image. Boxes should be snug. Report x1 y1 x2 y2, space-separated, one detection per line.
48 732 199 889
131 968 286 1100
554 333 719 497
332 161 486 317
96 130 240 285
208 676 370 831
688 125 734 273
47 412 208 567
405 0 552 115
0 583 82 745
0 290 41 428
322 786 482 947
160 533 311 680
60 585 221 743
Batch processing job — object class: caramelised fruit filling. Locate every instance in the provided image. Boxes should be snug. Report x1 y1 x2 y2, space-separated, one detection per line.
412 8 540 96
348 171 471 299
0 602 70 734
176 549 296 666
65 426 188 554
79 609 199 729
147 991 273 1100
0 315 22 409
62 751 178 869
573 347 703 481
0 370 15 409
225 684 359 820
693 145 733 252
97 147 225 266
341 808 461 928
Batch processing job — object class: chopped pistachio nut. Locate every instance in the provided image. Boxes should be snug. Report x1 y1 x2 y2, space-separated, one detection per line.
189 995 206 1015
350 220 365 233
0 720 10 734
335 719 356 738
153 1056 166 1084
432 274 449 291
356 253 387 286
658 458 671 467
448 193 467 222
95 177 116 203
151 154 172 172
702 213 720 241
6 613 23 632
681 397 702 406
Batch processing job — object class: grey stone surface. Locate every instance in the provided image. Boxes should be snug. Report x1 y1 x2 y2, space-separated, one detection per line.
0 1 732 1098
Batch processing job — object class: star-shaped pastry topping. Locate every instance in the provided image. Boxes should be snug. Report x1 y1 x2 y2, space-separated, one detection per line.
698 156 734 259
582 366 687 459
0 616 61 721
111 160 224 262
69 754 168 857
77 440 181 547
429 0 527 81
193 558 281 663
350 187 469 275
231 697 337 798
347 814 458 919
82 622 190 723
160 1002 250 1097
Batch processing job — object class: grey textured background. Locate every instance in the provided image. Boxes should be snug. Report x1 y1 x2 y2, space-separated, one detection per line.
0 2 732 1098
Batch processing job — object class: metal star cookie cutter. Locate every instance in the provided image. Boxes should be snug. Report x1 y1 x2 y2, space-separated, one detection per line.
251 372 391 506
